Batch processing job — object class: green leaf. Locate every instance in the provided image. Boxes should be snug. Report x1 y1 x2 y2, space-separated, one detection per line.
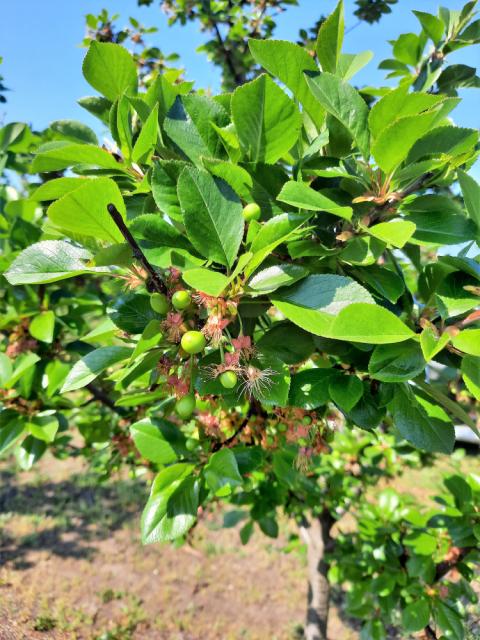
316 0 344 73
458 170 480 228
415 379 479 437
249 264 308 293
337 51 373 81
248 39 324 127
390 384 455 453
368 86 445 139
204 449 243 497
4 353 40 389
404 531 437 556
369 341 425 382
402 195 475 245
289 368 338 409
408 212 476 245
392 33 422 66
246 212 310 277
407 126 479 164
0 418 26 455
328 374 363 411
413 11 445 44
113 94 133 159
367 220 416 248
251 354 290 407
130 214 193 252
231 74 301 164
33 177 90 201
372 112 440 173
132 104 158 164
78 95 112 124
420 327 451 361
163 95 229 165
82 41 137 102
436 273 479 318
182 268 229 297
353 265 405 303
151 160 188 221
50 119 98 145
277 181 352 220
435 602 464 640
4 240 110 285
31 143 124 172
452 329 480 356
272 276 413 343
109 294 160 334
142 467 198 543
27 411 59 443
257 323 314 365
330 304 415 344
0 354 13 387
16 436 47 471
61 346 132 393
202 158 280 216
271 274 374 337
462 356 480 401
130 320 163 362
47 178 126 243
130 418 184 464
29 311 55 343
177 166 243 267
305 72 370 158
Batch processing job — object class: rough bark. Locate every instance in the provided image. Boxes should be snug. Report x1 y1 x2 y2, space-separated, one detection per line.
299 511 335 640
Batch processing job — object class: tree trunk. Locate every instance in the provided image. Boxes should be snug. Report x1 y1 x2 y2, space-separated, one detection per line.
299 511 335 640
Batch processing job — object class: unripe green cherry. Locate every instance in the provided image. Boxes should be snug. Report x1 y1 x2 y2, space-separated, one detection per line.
185 437 198 451
172 290 191 310
150 293 169 315
175 394 196 419
181 330 206 354
219 370 238 389
242 202 261 222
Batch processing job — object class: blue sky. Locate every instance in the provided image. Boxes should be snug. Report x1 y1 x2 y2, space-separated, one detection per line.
0 0 479 136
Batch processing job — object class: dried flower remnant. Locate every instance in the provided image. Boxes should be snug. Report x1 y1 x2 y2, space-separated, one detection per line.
239 364 275 397
201 314 230 345
161 312 184 343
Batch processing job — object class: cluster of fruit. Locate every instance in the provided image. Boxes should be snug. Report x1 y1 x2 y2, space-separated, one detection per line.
145 202 265 423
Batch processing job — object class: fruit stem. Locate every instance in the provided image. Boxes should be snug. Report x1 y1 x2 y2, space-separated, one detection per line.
189 356 195 393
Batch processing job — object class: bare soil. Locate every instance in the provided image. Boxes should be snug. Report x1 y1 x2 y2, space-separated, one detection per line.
0 455 358 640
0 452 478 640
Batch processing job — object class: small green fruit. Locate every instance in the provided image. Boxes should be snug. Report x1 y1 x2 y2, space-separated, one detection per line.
185 437 198 451
181 330 206 354
150 293 169 314
219 370 238 389
172 290 191 310
175 394 196 419
242 202 261 222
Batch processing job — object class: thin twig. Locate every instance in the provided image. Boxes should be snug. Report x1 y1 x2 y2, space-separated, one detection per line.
212 399 266 451
107 203 167 294
400 171 435 199
424 625 438 640
212 416 249 452
434 547 473 581
211 19 244 84
86 383 127 417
